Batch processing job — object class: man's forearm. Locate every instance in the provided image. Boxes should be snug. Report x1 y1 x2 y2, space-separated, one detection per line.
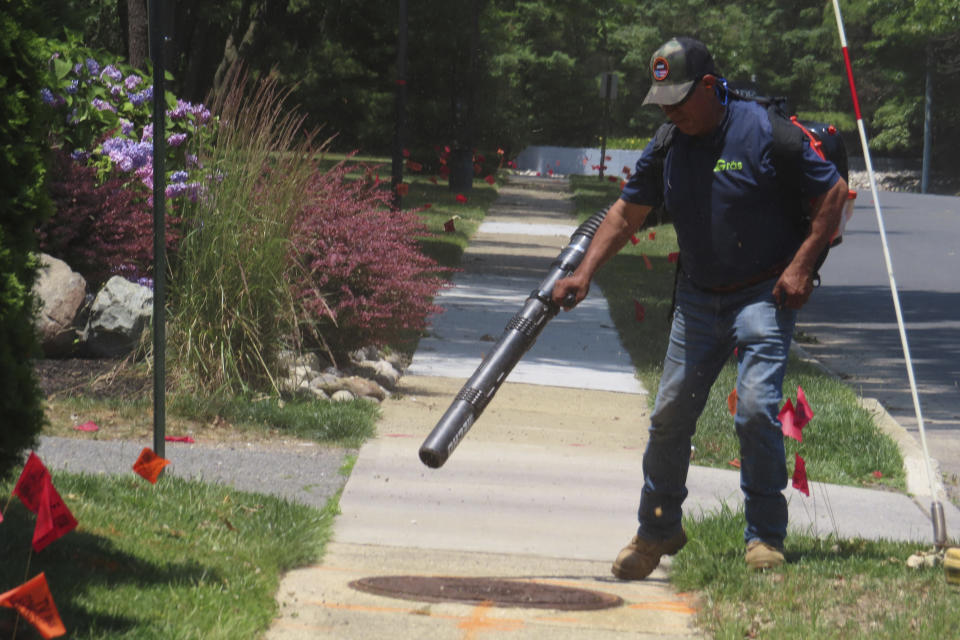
572 199 651 281
791 178 847 276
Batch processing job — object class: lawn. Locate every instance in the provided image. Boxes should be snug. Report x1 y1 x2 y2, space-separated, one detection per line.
0 464 350 639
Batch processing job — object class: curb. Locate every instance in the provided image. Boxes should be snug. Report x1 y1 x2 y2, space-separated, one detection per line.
791 342 949 507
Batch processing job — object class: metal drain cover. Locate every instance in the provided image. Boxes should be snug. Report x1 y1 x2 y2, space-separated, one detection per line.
349 576 622 610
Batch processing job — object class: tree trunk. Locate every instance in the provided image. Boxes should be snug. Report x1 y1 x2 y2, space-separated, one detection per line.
127 0 148 69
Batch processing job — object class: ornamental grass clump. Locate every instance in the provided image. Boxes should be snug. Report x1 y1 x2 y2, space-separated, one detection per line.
168 67 318 394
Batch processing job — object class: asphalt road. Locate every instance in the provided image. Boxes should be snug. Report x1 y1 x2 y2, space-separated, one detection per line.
797 189 960 501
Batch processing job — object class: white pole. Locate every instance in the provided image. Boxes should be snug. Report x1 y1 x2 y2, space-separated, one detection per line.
829 0 941 511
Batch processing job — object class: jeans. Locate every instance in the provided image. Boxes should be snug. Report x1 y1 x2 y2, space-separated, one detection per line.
636 275 796 548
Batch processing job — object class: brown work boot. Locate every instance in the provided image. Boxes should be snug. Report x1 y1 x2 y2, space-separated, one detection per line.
611 530 687 580
745 540 785 570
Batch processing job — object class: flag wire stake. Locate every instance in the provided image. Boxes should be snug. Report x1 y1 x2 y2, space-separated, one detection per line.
830 0 946 546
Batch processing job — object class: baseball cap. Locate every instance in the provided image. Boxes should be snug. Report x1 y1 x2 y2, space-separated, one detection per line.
642 37 717 106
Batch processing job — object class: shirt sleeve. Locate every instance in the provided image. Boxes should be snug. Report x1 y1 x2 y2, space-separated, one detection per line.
619 137 665 208
799 137 841 198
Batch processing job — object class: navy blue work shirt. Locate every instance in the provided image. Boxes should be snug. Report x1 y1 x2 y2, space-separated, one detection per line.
620 99 840 290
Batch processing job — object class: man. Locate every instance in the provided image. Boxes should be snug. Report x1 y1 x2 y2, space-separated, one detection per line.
552 36 848 579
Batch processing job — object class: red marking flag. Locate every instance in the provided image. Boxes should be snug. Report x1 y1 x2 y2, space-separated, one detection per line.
73 421 99 432
667 252 679 263
779 398 804 442
443 218 456 233
727 388 738 416
795 385 814 429
164 436 195 444
484 175 496 185
133 447 170 484
32 478 78 552
0 573 66 639
629 234 639 245
792 453 810 496
648 231 656 241
633 300 645 322
643 255 653 270
455 193 468 204
13 452 51 513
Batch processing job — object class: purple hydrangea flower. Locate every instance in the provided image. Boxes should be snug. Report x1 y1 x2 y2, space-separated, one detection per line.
91 98 116 113
125 75 142 91
168 99 191 120
170 170 189 182
85 58 100 76
102 136 153 172
110 84 124 98
40 88 55 105
66 79 79 95
167 132 188 147
120 119 135 136
101 65 123 82
141 124 153 141
71 149 89 161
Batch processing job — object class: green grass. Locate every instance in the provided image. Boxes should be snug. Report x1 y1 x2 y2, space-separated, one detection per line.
673 506 959 640
0 470 342 639
568 175 904 491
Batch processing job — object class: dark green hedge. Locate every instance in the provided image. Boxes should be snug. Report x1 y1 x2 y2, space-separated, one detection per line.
0 2 53 480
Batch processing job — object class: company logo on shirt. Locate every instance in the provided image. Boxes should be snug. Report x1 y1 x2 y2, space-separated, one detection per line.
713 158 744 172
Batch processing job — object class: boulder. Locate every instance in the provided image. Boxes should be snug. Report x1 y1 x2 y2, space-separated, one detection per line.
82 276 153 357
33 254 87 357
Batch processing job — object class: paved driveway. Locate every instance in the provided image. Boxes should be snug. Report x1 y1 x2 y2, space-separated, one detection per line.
797 190 960 501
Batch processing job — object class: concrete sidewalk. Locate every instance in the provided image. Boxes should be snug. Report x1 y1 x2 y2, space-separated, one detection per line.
265 175 958 639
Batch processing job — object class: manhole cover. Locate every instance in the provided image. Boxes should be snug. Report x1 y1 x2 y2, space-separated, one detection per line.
349 576 622 610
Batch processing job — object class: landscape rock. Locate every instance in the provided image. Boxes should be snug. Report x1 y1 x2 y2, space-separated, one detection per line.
331 390 356 402
33 254 87 357
82 276 153 357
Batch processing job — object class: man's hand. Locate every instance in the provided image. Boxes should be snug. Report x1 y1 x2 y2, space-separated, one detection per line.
772 264 814 309
552 273 590 310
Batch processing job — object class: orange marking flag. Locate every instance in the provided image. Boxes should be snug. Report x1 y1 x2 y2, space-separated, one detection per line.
726 388 737 416
0 573 67 638
132 447 170 484
13 452 51 514
32 478 78 552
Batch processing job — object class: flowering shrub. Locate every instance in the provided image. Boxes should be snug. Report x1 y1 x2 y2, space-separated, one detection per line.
37 149 180 287
291 161 451 356
37 34 211 204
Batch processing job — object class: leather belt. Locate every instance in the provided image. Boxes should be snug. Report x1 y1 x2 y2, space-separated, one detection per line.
690 261 788 294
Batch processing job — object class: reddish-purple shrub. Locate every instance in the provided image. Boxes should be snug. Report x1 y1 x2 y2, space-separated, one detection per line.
290 162 451 355
39 150 180 287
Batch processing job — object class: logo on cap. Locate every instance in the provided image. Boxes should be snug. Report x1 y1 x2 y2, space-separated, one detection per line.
652 57 670 81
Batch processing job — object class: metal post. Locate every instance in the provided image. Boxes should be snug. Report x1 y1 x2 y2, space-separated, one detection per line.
391 0 408 210
149 0 167 459
921 46 933 194
598 73 613 180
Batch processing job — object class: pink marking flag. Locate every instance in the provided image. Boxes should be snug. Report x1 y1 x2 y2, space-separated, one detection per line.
792 453 810 496
779 398 804 442
74 421 99 432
